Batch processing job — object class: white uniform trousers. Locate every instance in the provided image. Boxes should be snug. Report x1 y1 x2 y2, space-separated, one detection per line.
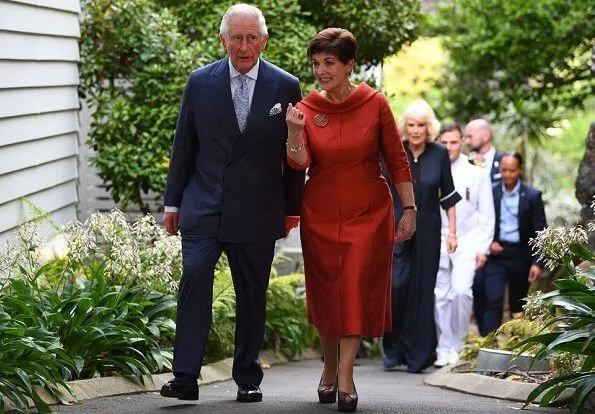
434 241 476 362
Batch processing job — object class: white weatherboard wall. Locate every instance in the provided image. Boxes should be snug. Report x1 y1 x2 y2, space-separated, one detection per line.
0 0 81 244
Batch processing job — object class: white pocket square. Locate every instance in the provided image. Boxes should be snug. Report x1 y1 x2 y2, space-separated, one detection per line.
269 103 282 116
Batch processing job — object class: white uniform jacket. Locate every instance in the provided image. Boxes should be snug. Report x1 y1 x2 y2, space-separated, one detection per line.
440 154 495 261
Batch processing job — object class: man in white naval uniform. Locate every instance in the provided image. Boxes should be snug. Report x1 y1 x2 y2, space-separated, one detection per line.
434 123 495 366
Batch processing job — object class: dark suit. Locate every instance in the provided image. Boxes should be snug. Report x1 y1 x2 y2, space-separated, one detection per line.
472 181 546 336
164 58 304 385
490 151 503 184
469 150 502 184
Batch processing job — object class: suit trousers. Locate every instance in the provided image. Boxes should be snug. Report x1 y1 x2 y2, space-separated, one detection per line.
472 244 529 336
434 247 476 361
173 232 275 386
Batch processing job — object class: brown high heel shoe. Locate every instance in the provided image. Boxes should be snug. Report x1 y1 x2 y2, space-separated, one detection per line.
337 382 358 412
317 375 337 404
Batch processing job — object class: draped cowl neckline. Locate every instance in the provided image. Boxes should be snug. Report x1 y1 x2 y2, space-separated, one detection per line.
300 82 379 114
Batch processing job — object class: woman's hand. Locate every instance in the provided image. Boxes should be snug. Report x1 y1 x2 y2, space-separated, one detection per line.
395 210 416 243
286 103 306 138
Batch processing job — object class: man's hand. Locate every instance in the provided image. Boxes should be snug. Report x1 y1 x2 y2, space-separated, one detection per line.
446 234 458 254
475 252 487 270
528 264 542 283
489 241 503 256
395 210 416 243
285 216 300 236
164 212 179 235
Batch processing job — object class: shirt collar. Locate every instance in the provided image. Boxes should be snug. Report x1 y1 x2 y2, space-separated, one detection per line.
452 153 466 167
483 146 496 164
502 180 521 196
229 58 260 81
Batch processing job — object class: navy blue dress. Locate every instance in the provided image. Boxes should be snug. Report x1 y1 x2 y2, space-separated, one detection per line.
383 142 461 372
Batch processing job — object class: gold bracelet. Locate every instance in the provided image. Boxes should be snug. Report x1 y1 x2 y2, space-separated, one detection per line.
288 142 305 153
448 233 457 238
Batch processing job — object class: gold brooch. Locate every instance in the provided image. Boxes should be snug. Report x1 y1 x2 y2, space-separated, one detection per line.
313 114 328 127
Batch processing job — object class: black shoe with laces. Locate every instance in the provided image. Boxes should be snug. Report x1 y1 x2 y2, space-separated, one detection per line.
236 384 263 402
160 375 198 400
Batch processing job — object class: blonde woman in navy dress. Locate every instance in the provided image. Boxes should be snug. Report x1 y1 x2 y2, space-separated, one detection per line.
382 100 461 373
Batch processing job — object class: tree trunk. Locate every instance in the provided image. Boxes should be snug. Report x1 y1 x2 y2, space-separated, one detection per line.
575 122 595 249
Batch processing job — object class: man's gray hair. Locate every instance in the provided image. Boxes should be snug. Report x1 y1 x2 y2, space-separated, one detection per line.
220 4 268 37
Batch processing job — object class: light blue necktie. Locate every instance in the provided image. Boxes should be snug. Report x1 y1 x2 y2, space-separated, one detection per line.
233 74 249 133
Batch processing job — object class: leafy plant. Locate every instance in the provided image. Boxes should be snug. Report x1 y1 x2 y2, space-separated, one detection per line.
265 273 317 357
509 221 595 413
0 213 179 412
80 0 210 211
0 308 74 414
431 0 594 127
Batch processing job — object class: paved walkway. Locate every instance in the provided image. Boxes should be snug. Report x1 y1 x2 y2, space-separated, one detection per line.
51 359 568 413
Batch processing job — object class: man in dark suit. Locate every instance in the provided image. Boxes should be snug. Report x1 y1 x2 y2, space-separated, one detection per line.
159 4 304 403
464 119 503 185
472 152 546 336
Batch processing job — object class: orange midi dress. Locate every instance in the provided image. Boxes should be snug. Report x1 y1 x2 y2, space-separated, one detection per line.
289 83 412 337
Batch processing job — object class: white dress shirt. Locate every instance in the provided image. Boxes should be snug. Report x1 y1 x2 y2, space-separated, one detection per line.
440 154 495 254
229 58 259 108
164 59 260 213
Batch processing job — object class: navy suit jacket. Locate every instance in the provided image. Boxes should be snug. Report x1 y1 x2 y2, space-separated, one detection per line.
490 151 503 184
163 58 305 243
493 181 546 265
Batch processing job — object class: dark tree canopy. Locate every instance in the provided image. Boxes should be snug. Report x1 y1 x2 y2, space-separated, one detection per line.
432 0 594 125
80 0 420 210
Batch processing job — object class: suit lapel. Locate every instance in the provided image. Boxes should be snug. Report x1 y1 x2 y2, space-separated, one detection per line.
210 59 242 143
231 59 279 158
519 182 528 236
494 185 502 241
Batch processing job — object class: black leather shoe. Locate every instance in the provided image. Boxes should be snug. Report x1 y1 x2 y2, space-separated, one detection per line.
236 384 262 402
160 376 198 400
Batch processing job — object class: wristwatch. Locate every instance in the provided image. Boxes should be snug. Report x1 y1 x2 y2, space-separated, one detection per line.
403 205 417 212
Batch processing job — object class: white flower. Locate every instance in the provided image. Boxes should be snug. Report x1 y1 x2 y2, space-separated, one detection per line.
529 225 588 270
107 237 140 279
86 209 129 244
63 221 95 263
0 241 19 286
16 221 43 248
133 214 159 244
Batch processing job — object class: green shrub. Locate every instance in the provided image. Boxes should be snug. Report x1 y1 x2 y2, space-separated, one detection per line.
80 0 420 210
510 217 595 413
0 213 179 412
0 308 73 414
265 273 317 357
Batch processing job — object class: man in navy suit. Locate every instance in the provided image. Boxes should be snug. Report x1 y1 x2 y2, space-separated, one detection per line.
160 4 304 403
464 119 503 185
472 152 546 336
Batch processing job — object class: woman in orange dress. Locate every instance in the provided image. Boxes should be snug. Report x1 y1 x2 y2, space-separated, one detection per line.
285 28 415 412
